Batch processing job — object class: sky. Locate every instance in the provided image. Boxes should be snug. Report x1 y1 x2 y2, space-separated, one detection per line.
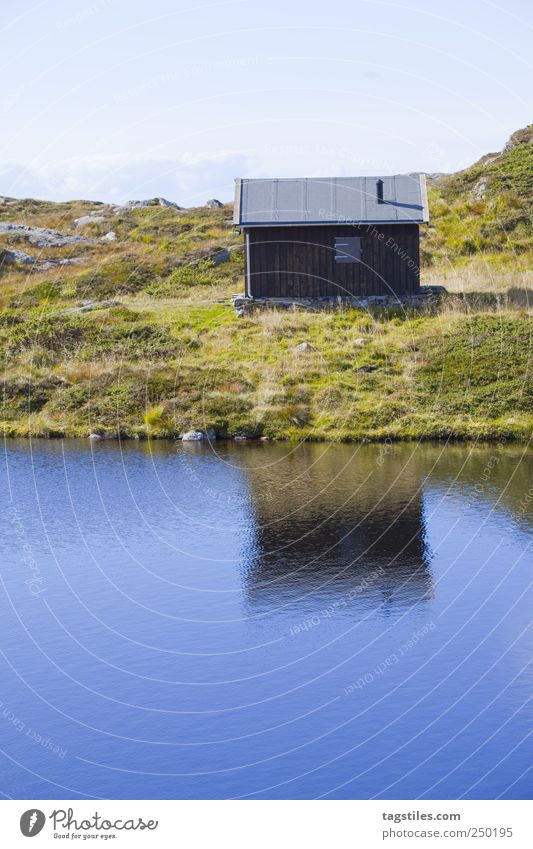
1 0 531 205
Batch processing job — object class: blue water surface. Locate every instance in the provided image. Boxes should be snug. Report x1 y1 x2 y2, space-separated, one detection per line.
0 439 531 799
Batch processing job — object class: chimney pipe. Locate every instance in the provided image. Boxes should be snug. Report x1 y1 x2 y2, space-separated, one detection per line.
376 179 384 204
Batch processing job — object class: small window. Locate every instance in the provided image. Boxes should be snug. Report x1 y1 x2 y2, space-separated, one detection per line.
335 236 362 263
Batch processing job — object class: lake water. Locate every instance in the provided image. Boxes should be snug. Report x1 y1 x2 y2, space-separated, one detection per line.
0 439 531 800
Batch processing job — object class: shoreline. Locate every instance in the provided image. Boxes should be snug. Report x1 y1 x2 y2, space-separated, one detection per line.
2 430 531 444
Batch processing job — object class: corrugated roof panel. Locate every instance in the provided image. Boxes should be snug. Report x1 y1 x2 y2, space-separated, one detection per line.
305 179 336 222
276 179 305 219
335 180 365 223
241 179 271 223
235 174 429 225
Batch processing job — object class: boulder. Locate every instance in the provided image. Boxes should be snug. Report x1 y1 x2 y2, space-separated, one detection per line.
211 249 230 264
119 197 183 211
473 180 487 200
181 430 205 441
0 248 89 271
0 248 36 265
0 223 96 248
36 257 87 271
293 341 315 353
206 198 224 208
102 231 117 241
74 214 105 227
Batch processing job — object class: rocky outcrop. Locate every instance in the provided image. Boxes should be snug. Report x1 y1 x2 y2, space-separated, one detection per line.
0 223 97 248
503 124 533 152
205 198 224 208
1 248 36 265
36 257 87 271
115 197 183 211
0 247 87 271
60 300 120 315
74 214 106 227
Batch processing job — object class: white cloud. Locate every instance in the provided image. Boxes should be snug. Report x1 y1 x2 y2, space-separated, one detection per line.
0 151 255 205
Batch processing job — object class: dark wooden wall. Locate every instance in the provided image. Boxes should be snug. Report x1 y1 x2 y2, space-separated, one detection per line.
245 224 420 298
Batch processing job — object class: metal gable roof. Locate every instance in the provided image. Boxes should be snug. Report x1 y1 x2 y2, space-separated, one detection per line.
233 174 429 226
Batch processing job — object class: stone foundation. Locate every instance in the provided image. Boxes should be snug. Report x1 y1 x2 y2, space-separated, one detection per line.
231 286 445 315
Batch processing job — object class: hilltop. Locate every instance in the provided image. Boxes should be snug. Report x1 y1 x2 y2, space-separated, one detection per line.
423 124 532 291
0 131 531 442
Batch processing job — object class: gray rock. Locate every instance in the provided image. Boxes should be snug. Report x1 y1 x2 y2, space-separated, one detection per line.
118 197 183 211
211 249 230 264
88 433 102 440
473 180 487 200
1 248 90 272
353 337 366 346
102 231 117 241
422 285 447 295
74 214 105 227
181 430 205 441
234 434 247 441
206 198 223 208
60 300 120 315
1 248 36 265
36 257 87 272
294 341 315 353
0 222 96 248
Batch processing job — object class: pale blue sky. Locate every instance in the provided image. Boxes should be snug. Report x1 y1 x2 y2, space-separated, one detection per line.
1 0 531 204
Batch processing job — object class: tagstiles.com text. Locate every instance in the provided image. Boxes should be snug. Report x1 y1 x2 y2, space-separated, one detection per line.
381 810 514 841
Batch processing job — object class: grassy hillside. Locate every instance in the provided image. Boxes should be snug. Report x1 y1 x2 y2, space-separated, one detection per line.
423 124 533 292
0 130 531 442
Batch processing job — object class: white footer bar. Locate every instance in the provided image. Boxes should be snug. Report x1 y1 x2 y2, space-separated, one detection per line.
1 799 531 848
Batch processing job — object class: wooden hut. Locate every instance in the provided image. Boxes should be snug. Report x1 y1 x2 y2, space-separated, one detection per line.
233 174 429 300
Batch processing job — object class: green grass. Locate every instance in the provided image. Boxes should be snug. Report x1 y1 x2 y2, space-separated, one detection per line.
423 125 533 276
0 300 530 440
0 135 531 441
